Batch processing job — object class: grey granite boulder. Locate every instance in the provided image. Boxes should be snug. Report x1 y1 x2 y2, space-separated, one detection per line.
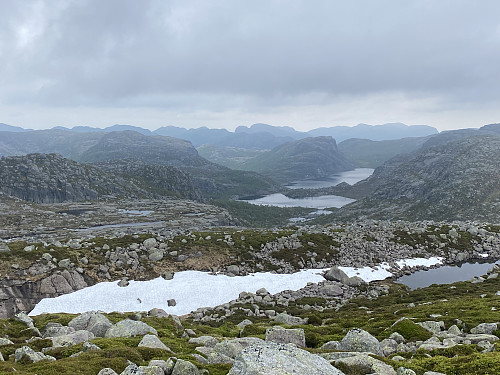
97 369 119 375
335 355 395 375
229 341 344 374
470 323 498 335
138 334 174 353
43 322 75 338
105 319 157 338
14 346 56 363
266 326 306 347
52 330 95 347
324 267 349 283
171 359 201 375
189 335 219 348
68 311 112 337
274 312 308 325
339 328 382 355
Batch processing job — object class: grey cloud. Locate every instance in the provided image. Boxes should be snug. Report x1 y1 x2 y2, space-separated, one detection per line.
0 0 499 122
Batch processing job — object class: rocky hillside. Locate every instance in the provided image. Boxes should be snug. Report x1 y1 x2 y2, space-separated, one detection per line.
336 135 500 221
0 154 205 203
240 137 354 183
0 154 145 203
338 136 429 168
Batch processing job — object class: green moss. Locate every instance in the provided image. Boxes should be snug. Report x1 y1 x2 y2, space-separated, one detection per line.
385 319 433 342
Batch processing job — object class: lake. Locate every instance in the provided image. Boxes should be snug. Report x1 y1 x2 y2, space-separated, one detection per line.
241 168 373 209
396 261 499 289
286 168 374 189
241 193 355 209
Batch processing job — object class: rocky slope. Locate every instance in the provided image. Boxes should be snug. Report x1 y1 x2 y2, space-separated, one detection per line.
0 154 145 203
335 135 500 221
240 136 354 183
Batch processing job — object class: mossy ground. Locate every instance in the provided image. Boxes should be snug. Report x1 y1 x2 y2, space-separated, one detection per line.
0 264 498 374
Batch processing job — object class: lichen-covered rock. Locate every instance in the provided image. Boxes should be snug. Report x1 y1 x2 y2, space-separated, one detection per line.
339 328 382 355
321 341 340 350
470 322 498 335
98 369 119 375
171 358 201 375
43 322 76 338
274 312 308 325
138 334 173 352
0 337 14 345
68 311 112 337
105 319 157 338
417 321 444 334
121 364 144 375
335 355 395 375
265 326 306 347
188 335 219 348
51 330 95 347
229 342 344 374
213 337 264 359
14 346 56 363
139 365 164 375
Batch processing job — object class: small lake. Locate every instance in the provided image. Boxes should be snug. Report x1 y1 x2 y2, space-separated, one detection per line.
396 261 499 289
286 168 374 189
241 193 355 209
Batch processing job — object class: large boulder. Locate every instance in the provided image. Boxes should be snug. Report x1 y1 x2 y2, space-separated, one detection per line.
105 319 157 338
14 346 56 363
339 328 382 355
229 342 344 375
324 267 349 283
335 355 396 375
274 312 308 325
138 334 174 353
188 335 219 348
470 323 498 335
43 322 76 338
68 311 112 337
266 326 306 347
51 330 95 347
171 359 201 375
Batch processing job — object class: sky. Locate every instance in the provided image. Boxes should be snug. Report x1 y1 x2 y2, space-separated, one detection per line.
1 0 500 131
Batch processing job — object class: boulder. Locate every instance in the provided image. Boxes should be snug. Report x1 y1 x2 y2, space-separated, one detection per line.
0 338 14 345
335 355 395 375
324 267 349 283
213 338 264 359
138 366 164 375
171 359 201 375
14 346 56 363
470 323 498 335
52 330 95 347
98 369 119 375
265 326 306 347
339 328 382 355
321 284 343 297
380 338 398 356
417 321 444 334
138 334 174 353
321 341 340 350
68 311 112 337
121 364 144 375
229 342 344 375
189 335 219 348
43 322 75 338
105 319 157 338
274 312 308 325
143 238 157 250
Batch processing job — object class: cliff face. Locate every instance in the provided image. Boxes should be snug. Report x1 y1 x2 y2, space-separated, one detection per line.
0 270 89 319
0 153 141 203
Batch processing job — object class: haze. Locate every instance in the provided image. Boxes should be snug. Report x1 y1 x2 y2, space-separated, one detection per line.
1 0 500 131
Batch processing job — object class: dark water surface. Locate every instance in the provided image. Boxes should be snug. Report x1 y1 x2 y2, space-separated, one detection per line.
396 261 499 289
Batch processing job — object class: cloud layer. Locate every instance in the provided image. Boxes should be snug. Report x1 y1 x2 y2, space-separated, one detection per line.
1 0 500 130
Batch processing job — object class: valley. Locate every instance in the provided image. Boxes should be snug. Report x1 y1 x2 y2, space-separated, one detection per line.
0 122 499 374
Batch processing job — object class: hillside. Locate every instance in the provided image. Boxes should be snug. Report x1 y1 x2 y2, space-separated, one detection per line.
338 136 430 168
0 154 144 203
240 136 354 183
335 135 500 221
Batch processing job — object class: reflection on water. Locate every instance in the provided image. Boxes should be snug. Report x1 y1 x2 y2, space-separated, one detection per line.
241 193 355 209
286 168 374 189
396 261 499 289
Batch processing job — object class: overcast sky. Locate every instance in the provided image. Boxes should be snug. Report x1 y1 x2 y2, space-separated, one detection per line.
1 0 500 131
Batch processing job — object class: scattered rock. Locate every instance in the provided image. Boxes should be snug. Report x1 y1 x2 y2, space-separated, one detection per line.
105 319 157 338
265 326 306 347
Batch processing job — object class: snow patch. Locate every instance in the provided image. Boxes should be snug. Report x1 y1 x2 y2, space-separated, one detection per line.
29 269 328 316
396 257 443 269
339 263 393 282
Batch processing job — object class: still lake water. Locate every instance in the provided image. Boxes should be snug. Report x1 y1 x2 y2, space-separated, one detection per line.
286 168 374 189
242 168 373 209
396 261 499 289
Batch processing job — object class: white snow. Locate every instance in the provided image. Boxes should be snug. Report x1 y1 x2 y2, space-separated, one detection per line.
396 257 443 269
339 263 393 282
27 256 448 316
479 253 489 258
29 269 328 316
